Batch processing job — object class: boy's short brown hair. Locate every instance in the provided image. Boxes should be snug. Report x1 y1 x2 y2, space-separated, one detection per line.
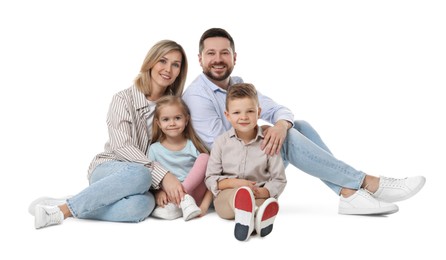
226 83 259 109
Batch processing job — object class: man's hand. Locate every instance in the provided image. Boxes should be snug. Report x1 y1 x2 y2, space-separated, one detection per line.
261 120 290 155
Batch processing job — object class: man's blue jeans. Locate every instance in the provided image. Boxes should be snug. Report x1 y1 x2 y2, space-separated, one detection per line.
281 120 366 194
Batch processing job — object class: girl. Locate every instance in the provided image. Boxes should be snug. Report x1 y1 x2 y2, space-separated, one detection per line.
29 40 189 229
149 96 213 221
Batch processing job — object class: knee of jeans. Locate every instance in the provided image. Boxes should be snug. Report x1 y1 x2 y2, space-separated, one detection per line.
126 163 152 192
126 194 155 222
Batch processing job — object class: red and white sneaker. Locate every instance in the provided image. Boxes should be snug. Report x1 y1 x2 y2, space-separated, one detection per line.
255 198 279 237
233 186 255 241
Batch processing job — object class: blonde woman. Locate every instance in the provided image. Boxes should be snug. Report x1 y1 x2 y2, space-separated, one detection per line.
29 40 189 229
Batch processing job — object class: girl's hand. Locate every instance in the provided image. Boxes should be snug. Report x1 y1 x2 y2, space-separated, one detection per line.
161 172 185 205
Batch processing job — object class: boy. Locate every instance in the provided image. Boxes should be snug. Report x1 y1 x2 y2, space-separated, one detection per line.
205 83 287 241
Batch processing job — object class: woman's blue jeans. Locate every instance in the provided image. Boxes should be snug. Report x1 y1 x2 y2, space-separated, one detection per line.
66 161 155 222
281 120 366 194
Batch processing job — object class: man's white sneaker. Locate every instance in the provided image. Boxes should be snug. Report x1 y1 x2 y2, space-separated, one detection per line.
35 205 64 229
28 196 71 216
255 198 279 238
339 189 399 215
180 194 201 221
151 203 182 220
373 176 426 203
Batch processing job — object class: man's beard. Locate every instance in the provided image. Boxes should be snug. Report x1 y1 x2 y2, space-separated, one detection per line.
203 64 233 82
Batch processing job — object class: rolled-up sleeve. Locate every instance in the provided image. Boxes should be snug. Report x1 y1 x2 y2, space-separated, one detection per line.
258 91 294 126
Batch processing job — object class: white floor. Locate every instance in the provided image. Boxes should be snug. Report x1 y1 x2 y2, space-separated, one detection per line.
4 165 442 260
1 1 445 259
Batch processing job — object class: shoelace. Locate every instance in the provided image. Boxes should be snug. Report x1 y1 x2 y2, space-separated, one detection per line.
381 177 407 188
45 209 62 225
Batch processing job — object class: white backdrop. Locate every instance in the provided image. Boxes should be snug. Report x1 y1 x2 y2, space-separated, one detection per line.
1 0 445 259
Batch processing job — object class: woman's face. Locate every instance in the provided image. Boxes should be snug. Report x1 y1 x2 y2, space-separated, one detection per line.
150 50 182 91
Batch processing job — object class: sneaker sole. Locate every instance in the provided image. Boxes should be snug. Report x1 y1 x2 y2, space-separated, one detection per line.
255 198 279 237
234 187 255 241
183 208 201 221
338 205 399 215
151 207 182 220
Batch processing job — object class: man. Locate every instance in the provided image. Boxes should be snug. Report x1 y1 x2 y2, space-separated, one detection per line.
182 28 425 215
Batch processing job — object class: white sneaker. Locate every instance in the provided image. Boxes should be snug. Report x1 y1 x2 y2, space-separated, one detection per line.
233 186 255 241
373 176 426 203
180 194 201 221
151 203 182 220
28 196 71 216
255 198 279 238
339 189 399 215
35 205 64 229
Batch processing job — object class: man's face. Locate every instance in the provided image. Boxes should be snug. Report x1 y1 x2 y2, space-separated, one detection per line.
199 37 237 83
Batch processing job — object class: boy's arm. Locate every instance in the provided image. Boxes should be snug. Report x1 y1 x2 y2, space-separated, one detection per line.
218 178 256 191
262 153 287 199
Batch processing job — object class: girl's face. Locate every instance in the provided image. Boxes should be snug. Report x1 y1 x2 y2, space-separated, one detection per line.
156 104 188 139
151 50 182 90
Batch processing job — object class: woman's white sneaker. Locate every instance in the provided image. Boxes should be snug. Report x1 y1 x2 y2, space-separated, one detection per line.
151 203 182 220
372 176 426 203
35 205 64 229
28 196 71 216
339 189 399 215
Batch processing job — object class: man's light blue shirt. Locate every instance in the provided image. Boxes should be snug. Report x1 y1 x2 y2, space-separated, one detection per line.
183 73 294 149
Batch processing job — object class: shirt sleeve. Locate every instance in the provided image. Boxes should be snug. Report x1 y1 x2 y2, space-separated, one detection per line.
258 90 295 126
183 90 226 150
106 94 168 189
263 153 287 199
205 135 230 196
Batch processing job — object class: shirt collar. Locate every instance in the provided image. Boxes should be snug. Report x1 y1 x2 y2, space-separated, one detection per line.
199 73 243 93
228 125 264 144
131 84 151 110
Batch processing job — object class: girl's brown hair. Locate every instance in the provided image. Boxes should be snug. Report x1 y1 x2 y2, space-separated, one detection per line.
151 96 209 154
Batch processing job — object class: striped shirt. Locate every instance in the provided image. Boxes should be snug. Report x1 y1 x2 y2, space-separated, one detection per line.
87 85 169 189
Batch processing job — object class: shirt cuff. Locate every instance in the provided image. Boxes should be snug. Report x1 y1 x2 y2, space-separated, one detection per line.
146 161 169 189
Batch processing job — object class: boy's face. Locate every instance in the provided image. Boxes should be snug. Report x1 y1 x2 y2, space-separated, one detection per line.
224 97 260 134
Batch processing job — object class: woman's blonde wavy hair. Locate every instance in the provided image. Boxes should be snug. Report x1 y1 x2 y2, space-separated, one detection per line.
134 40 188 97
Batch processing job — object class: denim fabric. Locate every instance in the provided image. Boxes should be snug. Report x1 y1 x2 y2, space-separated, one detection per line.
67 161 155 222
281 120 366 194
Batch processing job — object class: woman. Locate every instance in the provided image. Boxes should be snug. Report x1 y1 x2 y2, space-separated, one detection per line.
29 39 189 229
